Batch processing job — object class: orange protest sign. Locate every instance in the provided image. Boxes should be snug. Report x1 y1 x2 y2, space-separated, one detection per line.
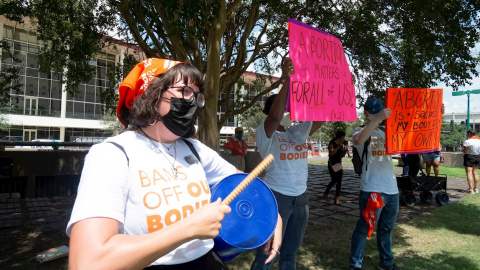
385 88 443 154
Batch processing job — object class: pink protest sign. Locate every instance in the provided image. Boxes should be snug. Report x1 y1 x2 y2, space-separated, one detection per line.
288 18 357 121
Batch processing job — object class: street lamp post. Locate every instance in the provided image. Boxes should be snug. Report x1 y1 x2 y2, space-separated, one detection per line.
452 89 480 130
474 107 477 130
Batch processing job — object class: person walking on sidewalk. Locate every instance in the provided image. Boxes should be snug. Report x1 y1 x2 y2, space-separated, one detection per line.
463 128 480 194
349 97 401 270
323 131 347 205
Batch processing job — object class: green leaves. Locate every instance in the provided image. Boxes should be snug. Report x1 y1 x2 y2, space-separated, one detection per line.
1 0 479 147
441 122 467 150
0 40 22 109
306 0 480 96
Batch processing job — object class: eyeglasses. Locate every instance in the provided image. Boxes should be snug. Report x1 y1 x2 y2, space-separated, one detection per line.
166 86 206 108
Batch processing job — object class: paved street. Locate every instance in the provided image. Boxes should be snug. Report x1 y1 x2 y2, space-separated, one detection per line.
0 156 471 232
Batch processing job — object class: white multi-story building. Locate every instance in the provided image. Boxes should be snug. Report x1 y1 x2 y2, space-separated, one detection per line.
0 16 149 142
443 111 480 131
218 71 280 144
0 17 279 144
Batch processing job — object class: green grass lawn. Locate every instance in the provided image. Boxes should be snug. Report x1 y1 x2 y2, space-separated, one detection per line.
227 194 480 270
225 158 475 269
438 166 468 178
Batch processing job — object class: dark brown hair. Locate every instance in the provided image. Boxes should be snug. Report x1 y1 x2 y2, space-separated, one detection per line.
128 63 204 137
263 94 277 115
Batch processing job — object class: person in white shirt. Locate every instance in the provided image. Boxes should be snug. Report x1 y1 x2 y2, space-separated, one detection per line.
349 97 401 270
67 58 282 270
251 57 324 270
463 128 480 194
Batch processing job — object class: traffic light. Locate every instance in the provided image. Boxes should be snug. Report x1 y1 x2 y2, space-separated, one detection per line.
450 120 454 128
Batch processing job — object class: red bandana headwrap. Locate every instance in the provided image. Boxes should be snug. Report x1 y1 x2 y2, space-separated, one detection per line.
362 192 385 239
116 58 183 128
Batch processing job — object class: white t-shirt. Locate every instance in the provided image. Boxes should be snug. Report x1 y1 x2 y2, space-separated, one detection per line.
256 121 312 196
352 127 398 194
66 131 236 266
463 137 480 155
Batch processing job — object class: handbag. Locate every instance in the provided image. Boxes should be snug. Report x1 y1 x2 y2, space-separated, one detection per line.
330 161 343 172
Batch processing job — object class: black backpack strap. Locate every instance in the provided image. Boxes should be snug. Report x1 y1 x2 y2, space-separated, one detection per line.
106 141 129 167
362 137 370 173
182 139 201 162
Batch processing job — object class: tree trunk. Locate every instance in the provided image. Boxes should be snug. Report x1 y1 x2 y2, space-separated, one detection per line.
198 1 226 152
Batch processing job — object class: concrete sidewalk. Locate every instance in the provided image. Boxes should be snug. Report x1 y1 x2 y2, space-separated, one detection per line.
0 195 75 232
0 158 471 232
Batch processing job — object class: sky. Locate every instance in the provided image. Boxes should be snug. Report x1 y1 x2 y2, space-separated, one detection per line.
436 74 480 114
432 40 480 114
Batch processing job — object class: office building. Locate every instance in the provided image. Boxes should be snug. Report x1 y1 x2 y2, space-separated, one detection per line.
0 17 279 144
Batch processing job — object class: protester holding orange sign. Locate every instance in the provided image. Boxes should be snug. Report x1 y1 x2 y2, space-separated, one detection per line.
385 88 443 155
349 97 401 270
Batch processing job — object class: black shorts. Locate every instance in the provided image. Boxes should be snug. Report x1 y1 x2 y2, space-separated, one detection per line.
145 249 226 270
463 154 480 167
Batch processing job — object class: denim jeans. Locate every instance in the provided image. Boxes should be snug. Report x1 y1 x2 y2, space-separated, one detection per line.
349 191 399 269
250 190 309 270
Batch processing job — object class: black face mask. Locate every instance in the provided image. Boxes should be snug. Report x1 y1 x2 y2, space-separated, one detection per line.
162 97 199 137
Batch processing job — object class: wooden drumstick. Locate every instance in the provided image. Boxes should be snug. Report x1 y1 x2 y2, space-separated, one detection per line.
222 154 274 206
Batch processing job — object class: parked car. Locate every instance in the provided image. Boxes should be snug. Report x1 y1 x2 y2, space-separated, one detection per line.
15 139 62 149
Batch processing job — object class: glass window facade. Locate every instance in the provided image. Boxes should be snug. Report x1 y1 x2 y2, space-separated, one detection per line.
0 125 60 141
218 91 236 127
1 24 118 142
65 57 115 119
2 25 115 120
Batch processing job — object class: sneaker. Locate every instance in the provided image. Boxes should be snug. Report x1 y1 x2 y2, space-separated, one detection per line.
467 190 475 194
474 189 479 194
378 263 402 270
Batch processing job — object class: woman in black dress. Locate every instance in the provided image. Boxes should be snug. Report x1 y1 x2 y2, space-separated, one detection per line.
323 131 347 205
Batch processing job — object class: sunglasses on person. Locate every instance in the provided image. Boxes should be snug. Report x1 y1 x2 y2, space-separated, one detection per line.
166 86 206 108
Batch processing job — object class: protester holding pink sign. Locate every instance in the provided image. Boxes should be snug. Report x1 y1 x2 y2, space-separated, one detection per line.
251 57 324 270
287 18 357 122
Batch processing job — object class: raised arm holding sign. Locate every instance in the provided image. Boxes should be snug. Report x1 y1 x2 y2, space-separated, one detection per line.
385 88 443 155
287 18 357 122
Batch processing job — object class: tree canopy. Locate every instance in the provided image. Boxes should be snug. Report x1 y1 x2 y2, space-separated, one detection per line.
441 121 467 151
1 0 479 150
